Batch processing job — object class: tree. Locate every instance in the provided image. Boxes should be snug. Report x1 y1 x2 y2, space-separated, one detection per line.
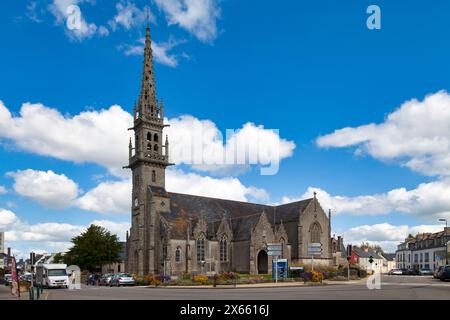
355 242 385 254
53 253 64 263
62 225 122 272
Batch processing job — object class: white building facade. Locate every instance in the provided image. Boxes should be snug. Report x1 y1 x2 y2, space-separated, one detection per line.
0 232 4 254
396 228 449 272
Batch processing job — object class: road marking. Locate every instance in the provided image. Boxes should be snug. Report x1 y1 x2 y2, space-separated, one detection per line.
381 282 450 287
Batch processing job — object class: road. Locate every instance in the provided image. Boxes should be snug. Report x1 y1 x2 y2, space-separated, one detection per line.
35 275 450 300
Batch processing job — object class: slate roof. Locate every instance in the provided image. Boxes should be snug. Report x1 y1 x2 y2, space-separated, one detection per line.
353 247 384 260
382 253 396 261
160 192 313 241
150 186 170 198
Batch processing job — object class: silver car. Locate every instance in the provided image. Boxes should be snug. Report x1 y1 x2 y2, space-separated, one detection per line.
389 269 403 275
110 273 135 287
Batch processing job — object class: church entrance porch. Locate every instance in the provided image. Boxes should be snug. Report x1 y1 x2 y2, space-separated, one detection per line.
257 250 268 274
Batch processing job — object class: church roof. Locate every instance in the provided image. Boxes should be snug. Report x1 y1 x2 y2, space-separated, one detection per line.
160 192 313 241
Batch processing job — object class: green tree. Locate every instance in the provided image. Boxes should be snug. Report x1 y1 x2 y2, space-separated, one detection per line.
53 252 64 263
63 225 122 272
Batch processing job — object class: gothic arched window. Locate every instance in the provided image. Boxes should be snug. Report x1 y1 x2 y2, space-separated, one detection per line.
163 245 168 260
154 144 158 152
152 170 156 183
147 143 151 151
175 247 181 263
310 222 322 244
220 235 228 262
147 132 151 141
196 235 205 262
154 133 158 142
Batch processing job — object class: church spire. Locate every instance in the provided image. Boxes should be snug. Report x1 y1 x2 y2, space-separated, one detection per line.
137 22 159 120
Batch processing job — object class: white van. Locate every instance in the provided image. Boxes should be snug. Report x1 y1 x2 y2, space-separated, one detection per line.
35 264 69 288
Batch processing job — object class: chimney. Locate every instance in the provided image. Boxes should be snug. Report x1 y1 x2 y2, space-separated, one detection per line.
7 247 11 257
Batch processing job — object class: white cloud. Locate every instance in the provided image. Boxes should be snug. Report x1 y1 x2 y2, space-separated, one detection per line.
166 116 296 175
109 1 154 31
154 0 220 42
49 0 103 41
77 179 132 214
282 179 450 220
1 208 130 257
90 220 130 239
119 37 184 68
0 209 19 230
342 223 444 252
0 101 294 177
0 101 133 176
166 169 269 202
7 169 79 209
98 25 110 37
74 168 269 215
317 91 450 177
26 1 44 23
0 185 7 195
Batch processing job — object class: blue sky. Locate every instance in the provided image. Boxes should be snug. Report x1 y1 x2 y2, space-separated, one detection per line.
1 0 450 256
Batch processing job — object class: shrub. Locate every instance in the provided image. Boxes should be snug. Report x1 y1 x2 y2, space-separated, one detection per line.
358 270 367 278
182 272 191 280
218 272 239 281
302 272 312 282
192 275 209 285
311 271 323 283
134 276 150 286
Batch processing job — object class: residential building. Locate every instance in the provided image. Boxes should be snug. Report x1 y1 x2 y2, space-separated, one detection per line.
396 228 450 272
331 236 347 267
380 253 396 273
352 247 384 274
0 232 4 254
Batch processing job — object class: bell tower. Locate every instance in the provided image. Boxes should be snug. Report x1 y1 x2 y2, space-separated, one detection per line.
125 23 172 275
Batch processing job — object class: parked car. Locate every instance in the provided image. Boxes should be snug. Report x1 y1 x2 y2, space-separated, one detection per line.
439 265 450 281
401 268 408 275
405 268 419 275
419 268 433 276
100 273 114 286
389 269 403 275
4 274 12 286
434 266 445 279
109 273 135 287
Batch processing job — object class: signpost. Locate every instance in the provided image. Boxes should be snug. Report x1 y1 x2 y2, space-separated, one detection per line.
307 243 322 271
267 243 283 283
346 245 353 281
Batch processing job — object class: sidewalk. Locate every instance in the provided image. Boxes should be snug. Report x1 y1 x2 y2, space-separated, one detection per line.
141 279 365 289
0 284 49 300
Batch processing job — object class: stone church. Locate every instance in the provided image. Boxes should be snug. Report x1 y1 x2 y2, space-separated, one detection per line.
125 25 332 276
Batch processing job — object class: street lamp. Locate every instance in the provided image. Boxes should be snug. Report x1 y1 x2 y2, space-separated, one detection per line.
438 219 448 265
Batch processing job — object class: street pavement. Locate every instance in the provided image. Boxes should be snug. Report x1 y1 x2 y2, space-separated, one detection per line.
35 275 450 300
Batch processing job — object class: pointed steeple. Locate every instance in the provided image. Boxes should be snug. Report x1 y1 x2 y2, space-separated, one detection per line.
137 22 158 120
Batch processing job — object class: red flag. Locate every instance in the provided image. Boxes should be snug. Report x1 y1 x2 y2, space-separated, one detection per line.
11 257 19 297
